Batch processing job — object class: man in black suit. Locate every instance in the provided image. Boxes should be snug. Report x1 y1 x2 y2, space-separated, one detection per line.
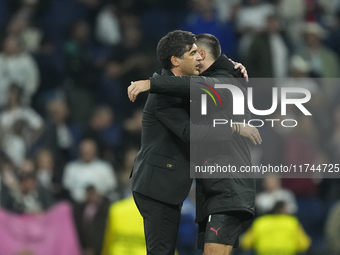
129 33 260 255
130 31 198 255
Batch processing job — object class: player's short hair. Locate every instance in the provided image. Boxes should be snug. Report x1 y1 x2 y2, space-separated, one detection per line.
157 30 196 70
196 33 221 60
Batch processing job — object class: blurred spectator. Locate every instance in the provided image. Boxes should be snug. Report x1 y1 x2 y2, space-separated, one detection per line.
36 151 54 189
1 118 28 166
0 35 40 107
108 24 152 110
2 170 54 214
237 0 275 33
282 115 320 198
0 158 19 209
6 11 42 52
83 105 123 162
236 0 275 58
246 14 289 78
73 186 111 255
320 106 340 204
241 201 311 255
288 55 314 78
32 37 65 115
98 63 125 121
313 151 338 203
95 4 121 46
326 10 340 60
19 170 54 213
256 175 298 215
183 0 238 59
277 0 306 50
278 55 332 140
101 196 146 255
320 0 340 25
63 19 97 90
0 85 44 166
98 13 150 117
298 22 339 80
277 55 320 98
214 0 241 23
117 147 138 199
35 148 68 200
41 99 80 164
278 56 333 140
325 200 340 255
63 20 96 125
62 138 118 203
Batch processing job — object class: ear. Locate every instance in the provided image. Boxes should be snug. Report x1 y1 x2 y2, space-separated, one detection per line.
199 49 206 60
171 56 180 67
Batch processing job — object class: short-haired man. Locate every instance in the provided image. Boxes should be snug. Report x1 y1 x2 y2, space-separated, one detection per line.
131 30 207 255
129 33 258 255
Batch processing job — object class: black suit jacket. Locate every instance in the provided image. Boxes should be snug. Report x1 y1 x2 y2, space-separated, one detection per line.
131 68 234 205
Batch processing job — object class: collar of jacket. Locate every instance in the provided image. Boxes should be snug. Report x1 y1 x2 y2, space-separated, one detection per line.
161 68 174 76
152 68 174 77
200 54 243 78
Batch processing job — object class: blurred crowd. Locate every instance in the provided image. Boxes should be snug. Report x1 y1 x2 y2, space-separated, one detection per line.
0 0 339 254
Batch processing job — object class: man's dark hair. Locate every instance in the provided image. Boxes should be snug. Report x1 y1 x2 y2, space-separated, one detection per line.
196 33 221 60
156 30 196 70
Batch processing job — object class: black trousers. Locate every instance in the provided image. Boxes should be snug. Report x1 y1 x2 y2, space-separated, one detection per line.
133 191 182 255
